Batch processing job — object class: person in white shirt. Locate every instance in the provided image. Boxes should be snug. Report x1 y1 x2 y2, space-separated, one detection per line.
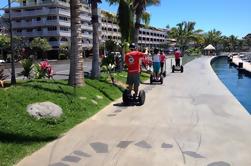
152 48 161 79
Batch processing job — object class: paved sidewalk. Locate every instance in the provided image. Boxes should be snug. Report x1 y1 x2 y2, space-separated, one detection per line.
17 56 251 166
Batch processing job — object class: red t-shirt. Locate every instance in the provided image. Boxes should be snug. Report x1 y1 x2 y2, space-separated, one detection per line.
174 51 181 60
125 51 145 73
160 53 166 63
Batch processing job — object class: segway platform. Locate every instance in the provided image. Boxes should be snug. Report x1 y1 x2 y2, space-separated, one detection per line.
171 58 184 73
150 74 163 84
122 89 146 106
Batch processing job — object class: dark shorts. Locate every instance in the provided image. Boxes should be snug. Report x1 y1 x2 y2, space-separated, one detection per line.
127 73 140 86
175 59 180 66
160 62 164 68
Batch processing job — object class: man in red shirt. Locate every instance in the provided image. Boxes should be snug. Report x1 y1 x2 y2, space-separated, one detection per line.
174 48 181 66
125 43 145 97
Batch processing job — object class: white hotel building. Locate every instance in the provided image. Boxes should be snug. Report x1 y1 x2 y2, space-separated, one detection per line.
3 0 168 58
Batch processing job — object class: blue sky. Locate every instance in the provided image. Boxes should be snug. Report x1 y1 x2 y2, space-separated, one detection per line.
1 0 250 38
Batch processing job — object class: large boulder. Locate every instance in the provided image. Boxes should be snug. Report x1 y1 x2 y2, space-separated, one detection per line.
27 102 63 119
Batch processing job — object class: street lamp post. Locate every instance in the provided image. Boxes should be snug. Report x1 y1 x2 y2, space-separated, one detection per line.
8 0 16 84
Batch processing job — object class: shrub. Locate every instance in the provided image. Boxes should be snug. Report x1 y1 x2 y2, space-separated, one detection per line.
19 59 33 79
34 60 53 79
0 66 8 87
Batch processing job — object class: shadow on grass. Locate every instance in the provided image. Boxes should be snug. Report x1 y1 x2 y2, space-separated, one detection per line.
22 84 73 96
0 131 57 143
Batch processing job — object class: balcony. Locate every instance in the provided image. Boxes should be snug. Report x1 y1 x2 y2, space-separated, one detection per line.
58 9 70 16
81 24 92 31
59 20 70 27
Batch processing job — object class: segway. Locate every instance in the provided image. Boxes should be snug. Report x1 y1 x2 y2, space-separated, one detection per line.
122 89 146 106
150 74 163 84
161 60 167 77
171 58 184 73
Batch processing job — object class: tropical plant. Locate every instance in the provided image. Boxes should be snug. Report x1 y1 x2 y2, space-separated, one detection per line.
34 60 53 79
221 36 230 52
90 0 102 79
0 35 10 59
0 66 8 87
168 21 203 55
229 35 238 51
19 58 33 79
30 37 51 59
59 44 69 60
204 29 222 52
101 53 116 85
69 0 84 86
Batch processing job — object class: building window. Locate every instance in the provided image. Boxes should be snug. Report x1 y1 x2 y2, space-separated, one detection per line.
36 17 41 21
16 19 21 23
26 28 33 32
26 19 31 22
47 26 57 31
60 27 69 31
37 27 42 31
48 16 57 20
59 16 68 21
16 29 22 33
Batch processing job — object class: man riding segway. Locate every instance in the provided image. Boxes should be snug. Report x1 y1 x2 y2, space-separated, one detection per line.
123 43 146 105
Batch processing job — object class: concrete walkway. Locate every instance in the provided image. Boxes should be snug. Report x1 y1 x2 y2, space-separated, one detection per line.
17 56 251 166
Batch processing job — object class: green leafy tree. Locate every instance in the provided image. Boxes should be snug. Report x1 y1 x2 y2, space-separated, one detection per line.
204 29 222 51
168 21 203 55
0 35 10 60
30 37 51 59
229 35 238 51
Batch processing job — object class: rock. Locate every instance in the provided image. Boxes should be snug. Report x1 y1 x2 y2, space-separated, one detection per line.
91 99 98 105
96 95 103 100
27 102 63 119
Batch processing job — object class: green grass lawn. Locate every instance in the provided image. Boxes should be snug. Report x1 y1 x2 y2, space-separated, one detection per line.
102 71 150 85
0 78 122 166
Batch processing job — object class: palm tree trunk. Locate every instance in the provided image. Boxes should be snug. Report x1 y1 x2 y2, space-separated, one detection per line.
69 0 84 86
91 0 100 79
8 0 16 84
133 14 141 47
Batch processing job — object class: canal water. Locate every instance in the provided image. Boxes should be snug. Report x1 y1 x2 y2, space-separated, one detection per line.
211 56 251 114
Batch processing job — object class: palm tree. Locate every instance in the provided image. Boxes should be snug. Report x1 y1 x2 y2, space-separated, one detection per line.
69 0 84 86
229 35 238 52
133 0 160 47
204 29 222 53
90 0 102 79
168 21 203 55
8 0 16 84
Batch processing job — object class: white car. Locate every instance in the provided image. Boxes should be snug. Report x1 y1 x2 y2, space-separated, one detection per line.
0 60 5 64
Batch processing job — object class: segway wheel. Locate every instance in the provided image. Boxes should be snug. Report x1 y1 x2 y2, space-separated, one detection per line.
122 89 130 105
181 66 184 73
150 75 153 84
160 76 163 84
172 65 175 73
163 71 166 77
138 90 146 106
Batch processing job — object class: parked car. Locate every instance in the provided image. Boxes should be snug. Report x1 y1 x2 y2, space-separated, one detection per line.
0 60 5 64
